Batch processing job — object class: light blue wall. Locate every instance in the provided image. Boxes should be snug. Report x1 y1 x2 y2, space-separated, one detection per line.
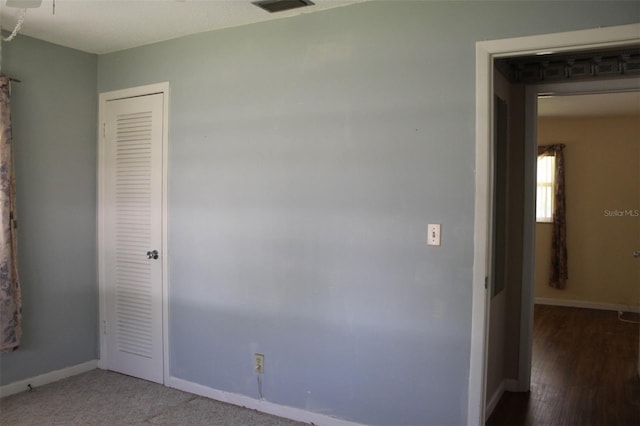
0 0 628 424
98 2 639 425
0 36 98 384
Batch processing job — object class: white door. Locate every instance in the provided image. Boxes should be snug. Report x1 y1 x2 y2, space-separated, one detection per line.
103 93 164 384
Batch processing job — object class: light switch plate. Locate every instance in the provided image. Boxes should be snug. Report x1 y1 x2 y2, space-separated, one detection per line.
428 224 441 246
254 353 264 374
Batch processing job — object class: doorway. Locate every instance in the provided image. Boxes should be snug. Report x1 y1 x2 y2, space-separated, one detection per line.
521 77 640 391
97 82 170 384
534 90 640 312
488 84 639 425
469 23 640 425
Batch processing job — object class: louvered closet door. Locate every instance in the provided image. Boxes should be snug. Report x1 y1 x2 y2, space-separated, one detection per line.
105 93 164 384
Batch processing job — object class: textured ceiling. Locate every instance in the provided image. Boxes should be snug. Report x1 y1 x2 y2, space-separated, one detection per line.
4 1 638 119
538 91 640 117
1 0 365 54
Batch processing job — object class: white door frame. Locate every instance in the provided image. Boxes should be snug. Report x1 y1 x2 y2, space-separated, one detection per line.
469 23 640 426
97 82 170 384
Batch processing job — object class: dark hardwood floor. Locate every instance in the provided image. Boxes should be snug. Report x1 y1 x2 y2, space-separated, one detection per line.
487 305 640 426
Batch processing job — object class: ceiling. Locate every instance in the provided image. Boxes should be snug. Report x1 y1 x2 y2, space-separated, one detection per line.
538 91 640 117
1 0 365 54
3 1 639 119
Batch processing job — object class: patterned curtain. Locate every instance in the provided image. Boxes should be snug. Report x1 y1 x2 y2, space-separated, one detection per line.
0 75 21 352
538 144 567 289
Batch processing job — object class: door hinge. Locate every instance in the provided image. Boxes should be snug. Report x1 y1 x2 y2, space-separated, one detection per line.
103 320 107 335
484 276 488 290
103 122 106 138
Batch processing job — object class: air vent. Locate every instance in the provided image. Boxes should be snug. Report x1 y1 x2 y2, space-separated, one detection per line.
253 0 314 13
6 0 43 8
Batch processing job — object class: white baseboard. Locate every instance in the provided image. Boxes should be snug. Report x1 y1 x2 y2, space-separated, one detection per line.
0 360 98 398
485 379 519 421
485 380 505 421
535 297 640 313
169 376 364 426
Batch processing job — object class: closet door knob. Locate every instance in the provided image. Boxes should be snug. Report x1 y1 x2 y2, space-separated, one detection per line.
146 250 159 260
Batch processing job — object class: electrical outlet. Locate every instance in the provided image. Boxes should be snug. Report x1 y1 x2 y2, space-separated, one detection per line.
254 353 264 374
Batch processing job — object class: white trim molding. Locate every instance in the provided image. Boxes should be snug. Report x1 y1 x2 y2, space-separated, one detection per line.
535 297 640 314
470 23 640 426
97 82 170 383
485 379 518 422
484 381 505 422
0 360 98 398
168 377 366 426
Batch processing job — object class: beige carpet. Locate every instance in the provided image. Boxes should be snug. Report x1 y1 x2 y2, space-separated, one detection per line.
0 369 306 425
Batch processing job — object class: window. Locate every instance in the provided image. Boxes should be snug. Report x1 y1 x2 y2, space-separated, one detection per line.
536 155 555 222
